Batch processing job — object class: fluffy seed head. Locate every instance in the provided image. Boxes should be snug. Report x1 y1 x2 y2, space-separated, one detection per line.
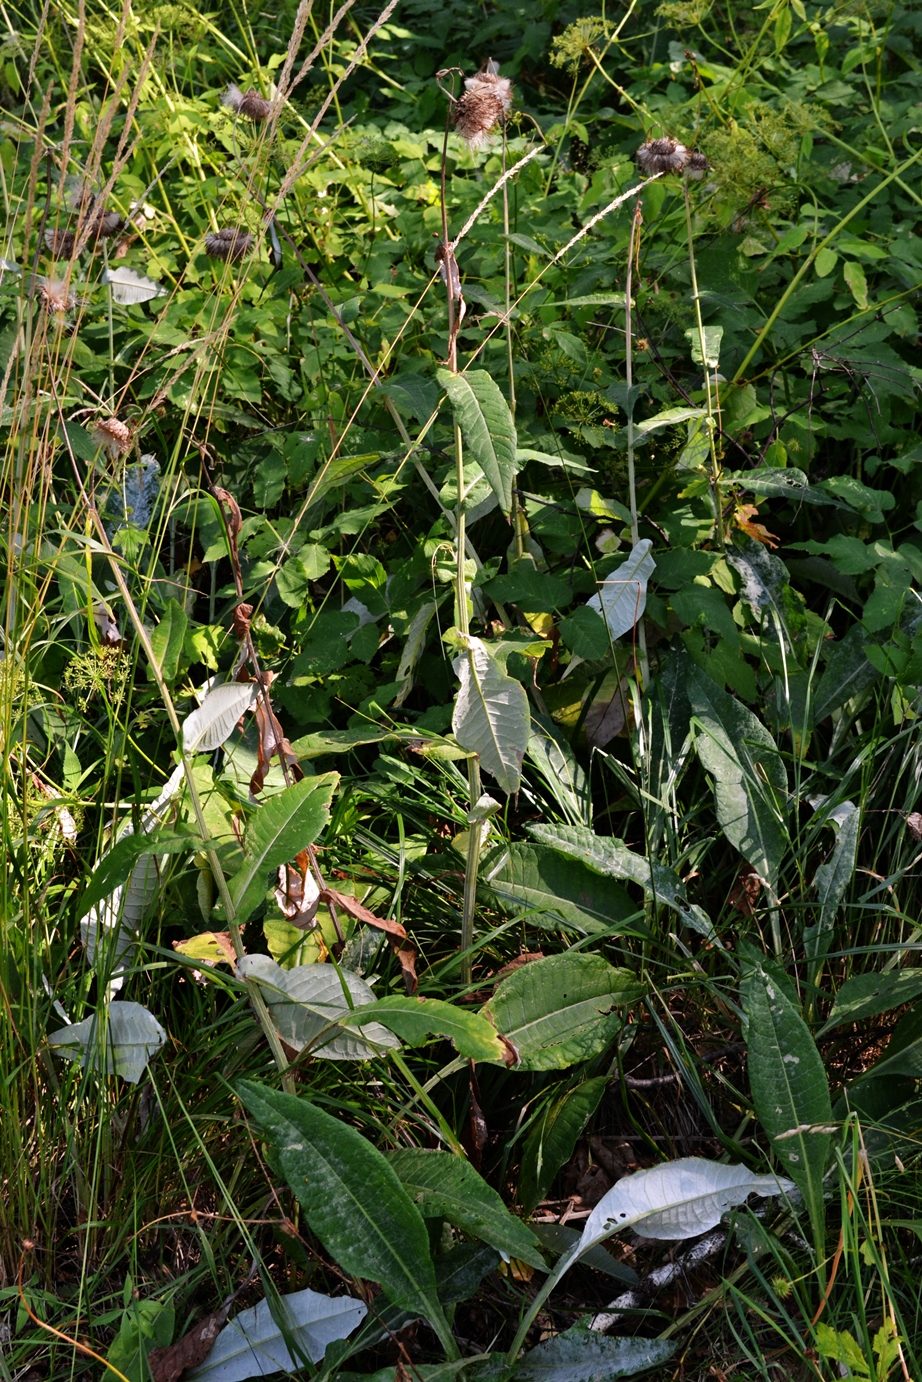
685 149 710 180
44 226 77 258
453 63 513 150
636 137 690 174
37 276 77 314
93 416 132 458
91 210 125 237
222 83 272 121
204 228 254 262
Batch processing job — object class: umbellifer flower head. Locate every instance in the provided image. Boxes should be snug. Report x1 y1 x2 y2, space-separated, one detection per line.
222 83 272 122
204 228 254 262
92 416 132 458
453 61 513 151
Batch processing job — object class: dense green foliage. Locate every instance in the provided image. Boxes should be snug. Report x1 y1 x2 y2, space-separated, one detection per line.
2 0 921 1377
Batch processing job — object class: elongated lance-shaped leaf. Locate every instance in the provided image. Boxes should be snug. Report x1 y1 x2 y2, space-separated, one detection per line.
687 664 788 889
436 367 518 518
452 636 529 794
515 1325 675 1380
236 1082 454 1352
805 800 860 969
230 774 338 923
742 952 832 1247
182 681 259 754
586 539 655 642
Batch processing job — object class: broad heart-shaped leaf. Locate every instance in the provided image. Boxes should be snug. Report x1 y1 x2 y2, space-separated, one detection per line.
385 1149 545 1269
47 1001 166 1084
236 1082 452 1346
488 843 637 937
237 955 400 1059
742 953 832 1244
586 540 655 642
348 995 505 1063
529 824 715 940
687 664 788 888
437 367 518 518
182 681 259 754
481 953 642 1071
188 1287 367 1379
819 968 922 1036
453 637 530 795
230 774 338 923
580 1157 794 1251
520 1077 608 1213
514 1323 675 1379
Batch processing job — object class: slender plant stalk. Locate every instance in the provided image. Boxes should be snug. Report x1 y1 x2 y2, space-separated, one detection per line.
683 180 725 549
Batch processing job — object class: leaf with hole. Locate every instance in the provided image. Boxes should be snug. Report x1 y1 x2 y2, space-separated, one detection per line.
580 1157 794 1250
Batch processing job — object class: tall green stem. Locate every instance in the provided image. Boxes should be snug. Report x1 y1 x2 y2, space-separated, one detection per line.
683 181 725 549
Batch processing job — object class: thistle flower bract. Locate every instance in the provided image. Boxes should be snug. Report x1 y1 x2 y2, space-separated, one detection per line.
222 83 272 122
453 61 513 151
93 416 132 459
636 137 709 177
36 276 77 315
204 228 254 262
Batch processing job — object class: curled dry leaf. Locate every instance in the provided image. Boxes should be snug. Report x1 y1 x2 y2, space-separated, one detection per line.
321 886 408 940
276 850 321 926
251 695 301 796
147 1307 228 1382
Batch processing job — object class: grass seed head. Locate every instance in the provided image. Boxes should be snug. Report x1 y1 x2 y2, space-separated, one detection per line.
222 83 272 121
204 227 254 261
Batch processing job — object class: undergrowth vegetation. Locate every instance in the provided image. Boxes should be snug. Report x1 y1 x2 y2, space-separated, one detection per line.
1 0 921 1377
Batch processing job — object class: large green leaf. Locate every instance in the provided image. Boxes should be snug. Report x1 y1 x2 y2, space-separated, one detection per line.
742 953 832 1243
230 774 338 923
819 969 922 1035
386 1149 545 1268
188 1287 367 1378
489 843 637 936
854 1004 922 1083
236 1082 453 1349
529 824 714 939
48 1001 166 1084
585 540 655 642
350 996 505 1063
805 801 860 967
482 953 642 1071
437 367 518 517
453 636 530 794
520 1077 608 1212
237 955 400 1059
514 1324 675 1379
687 664 788 887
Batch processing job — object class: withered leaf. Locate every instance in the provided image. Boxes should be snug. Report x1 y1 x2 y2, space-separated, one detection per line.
320 887 408 939
147 1308 227 1381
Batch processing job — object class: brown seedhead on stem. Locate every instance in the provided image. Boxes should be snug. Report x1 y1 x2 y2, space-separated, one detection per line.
204 228 254 261
222 83 272 121
92 416 132 458
453 61 513 151
636 136 708 176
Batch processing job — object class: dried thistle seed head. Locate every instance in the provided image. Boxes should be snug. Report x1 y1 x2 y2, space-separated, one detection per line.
91 210 125 237
204 227 254 262
92 416 132 458
684 149 710 179
636 136 690 174
222 83 272 121
44 226 77 258
453 62 513 150
36 276 77 314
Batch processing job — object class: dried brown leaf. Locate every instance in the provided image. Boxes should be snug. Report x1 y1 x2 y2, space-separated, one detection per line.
147 1308 226 1381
